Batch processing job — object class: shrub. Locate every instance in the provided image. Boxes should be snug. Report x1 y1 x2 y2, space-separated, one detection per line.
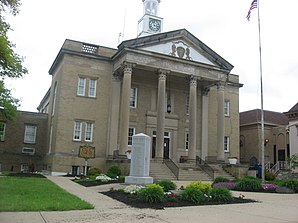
265 171 276 181
106 165 121 178
155 179 177 192
180 187 206 203
212 182 237 190
186 181 211 193
118 175 125 183
138 184 165 203
235 177 262 192
212 177 230 185
209 187 233 202
281 180 298 193
87 167 101 176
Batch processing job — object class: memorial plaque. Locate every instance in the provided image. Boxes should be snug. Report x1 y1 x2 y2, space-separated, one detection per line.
78 145 95 159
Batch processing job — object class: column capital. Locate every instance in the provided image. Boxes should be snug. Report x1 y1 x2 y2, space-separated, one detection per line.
190 76 197 87
202 87 210 96
157 69 170 80
217 81 226 91
122 62 135 73
112 72 122 81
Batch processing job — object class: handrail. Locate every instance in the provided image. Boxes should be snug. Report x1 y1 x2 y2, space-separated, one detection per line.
164 159 179 180
196 156 214 180
264 162 271 171
270 161 291 175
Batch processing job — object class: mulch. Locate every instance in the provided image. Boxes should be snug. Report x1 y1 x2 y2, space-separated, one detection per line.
101 190 257 210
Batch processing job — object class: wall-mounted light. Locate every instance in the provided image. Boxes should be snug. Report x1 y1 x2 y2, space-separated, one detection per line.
167 104 171 113
264 139 269 146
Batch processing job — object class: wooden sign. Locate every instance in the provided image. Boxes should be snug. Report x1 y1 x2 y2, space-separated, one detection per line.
78 145 95 159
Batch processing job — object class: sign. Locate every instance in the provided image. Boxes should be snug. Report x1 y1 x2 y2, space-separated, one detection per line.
78 145 95 159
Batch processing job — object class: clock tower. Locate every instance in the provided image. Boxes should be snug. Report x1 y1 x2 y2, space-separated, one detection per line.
138 0 163 37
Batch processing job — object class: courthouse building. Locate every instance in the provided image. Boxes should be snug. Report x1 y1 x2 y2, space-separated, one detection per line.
1 0 243 176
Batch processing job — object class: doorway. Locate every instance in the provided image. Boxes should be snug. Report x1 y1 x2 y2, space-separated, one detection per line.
152 136 170 159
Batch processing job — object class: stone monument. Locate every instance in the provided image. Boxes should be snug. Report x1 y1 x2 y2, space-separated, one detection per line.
125 133 153 185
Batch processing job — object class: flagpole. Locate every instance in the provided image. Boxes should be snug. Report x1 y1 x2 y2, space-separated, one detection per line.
257 0 265 183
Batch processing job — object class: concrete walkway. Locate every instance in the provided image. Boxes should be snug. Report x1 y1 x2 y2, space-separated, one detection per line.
1 176 298 223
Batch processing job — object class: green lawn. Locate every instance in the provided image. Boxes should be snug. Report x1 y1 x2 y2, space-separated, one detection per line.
0 177 94 212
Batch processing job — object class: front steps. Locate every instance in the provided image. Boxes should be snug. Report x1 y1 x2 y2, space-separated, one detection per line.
209 164 235 181
177 163 213 181
149 160 177 181
149 160 213 181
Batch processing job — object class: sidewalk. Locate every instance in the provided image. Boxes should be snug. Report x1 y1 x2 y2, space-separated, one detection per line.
0 176 298 223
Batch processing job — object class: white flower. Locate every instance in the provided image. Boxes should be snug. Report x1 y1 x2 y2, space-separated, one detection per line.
124 185 144 194
95 174 112 181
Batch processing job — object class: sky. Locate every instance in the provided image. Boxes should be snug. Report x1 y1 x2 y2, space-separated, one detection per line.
5 0 298 113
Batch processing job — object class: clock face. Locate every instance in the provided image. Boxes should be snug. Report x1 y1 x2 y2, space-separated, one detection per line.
149 18 161 32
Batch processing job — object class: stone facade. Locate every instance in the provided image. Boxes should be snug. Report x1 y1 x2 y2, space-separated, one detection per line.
0 111 48 172
36 29 242 175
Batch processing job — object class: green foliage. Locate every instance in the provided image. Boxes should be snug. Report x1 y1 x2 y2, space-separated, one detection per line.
0 0 27 119
180 187 206 203
265 171 276 181
281 180 298 193
212 177 230 185
106 165 121 178
289 154 298 170
118 175 125 183
87 167 101 176
235 176 262 192
0 81 19 120
138 184 165 203
155 179 177 192
186 181 212 193
208 187 233 202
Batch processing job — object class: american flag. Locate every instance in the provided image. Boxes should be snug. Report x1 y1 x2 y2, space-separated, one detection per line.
246 0 258 21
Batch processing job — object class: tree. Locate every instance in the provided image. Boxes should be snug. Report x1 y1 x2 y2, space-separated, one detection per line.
0 0 27 119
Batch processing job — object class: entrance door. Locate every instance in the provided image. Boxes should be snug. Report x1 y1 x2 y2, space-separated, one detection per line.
152 137 170 159
278 150 286 161
163 138 170 159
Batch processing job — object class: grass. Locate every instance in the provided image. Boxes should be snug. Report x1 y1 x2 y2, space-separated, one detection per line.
0 177 94 212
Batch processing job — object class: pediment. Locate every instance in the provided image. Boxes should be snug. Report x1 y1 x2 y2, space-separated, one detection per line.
117 29 233 71
139 39 215 66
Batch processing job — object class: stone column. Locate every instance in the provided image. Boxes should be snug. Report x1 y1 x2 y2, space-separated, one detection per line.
107 73 121 157
119 63 133 156
156 69 167 159
188 76 197 161
201 88 209 161
217 82 225 162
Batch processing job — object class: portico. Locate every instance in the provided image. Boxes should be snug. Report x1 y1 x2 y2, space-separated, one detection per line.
107 29 236 164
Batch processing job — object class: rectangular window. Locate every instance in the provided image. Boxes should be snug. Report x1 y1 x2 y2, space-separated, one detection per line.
224 100 230 116
21 164 29 173
0 122 6 141
128 127 135 145
185 132 189 150
186 95 190 115
224 136 230 152
88 79 97 97
73 121 82 141
130 87 137 108
77 77 86 96
24 125 37 144
85 122 93 142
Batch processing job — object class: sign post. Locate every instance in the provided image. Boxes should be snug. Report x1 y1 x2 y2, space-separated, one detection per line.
78 145 95 176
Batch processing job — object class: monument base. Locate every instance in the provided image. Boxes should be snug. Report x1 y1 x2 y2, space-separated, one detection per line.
125 176 153 185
